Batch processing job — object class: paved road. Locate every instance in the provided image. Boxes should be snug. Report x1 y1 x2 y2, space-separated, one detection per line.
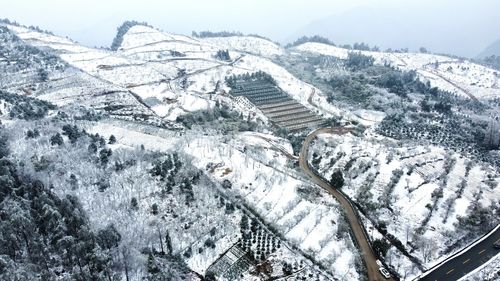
418 226 499 281
300 127 395 281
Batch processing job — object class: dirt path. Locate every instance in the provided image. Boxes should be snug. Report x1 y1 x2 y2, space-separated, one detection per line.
422 68 480 102
247 133 299 161
299 127 396 281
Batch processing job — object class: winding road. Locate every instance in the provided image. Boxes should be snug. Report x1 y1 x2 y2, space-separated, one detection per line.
299 127 499 281
299 127 395 281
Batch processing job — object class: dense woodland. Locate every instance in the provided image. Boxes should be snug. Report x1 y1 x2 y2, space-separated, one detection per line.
0 128 120 280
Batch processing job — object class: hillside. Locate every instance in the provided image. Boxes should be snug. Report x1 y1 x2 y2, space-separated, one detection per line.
309 130 498 277
0 22 361 281
293 42 500 100
0 20 498 281
477 38 500 58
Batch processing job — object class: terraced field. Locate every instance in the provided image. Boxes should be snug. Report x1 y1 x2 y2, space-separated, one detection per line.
230 79 324 131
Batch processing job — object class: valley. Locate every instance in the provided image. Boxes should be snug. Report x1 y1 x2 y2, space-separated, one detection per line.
0 19 498 281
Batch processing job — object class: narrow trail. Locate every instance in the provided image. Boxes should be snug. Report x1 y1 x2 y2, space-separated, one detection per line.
422 67 480 102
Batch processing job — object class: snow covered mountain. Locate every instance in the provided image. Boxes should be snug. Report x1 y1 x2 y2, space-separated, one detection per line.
0 20 498 281
293 42 500 100
477 38 500 58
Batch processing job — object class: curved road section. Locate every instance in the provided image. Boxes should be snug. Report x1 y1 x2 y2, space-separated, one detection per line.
300 127 499 281
300 127 395 281
417 225 499 281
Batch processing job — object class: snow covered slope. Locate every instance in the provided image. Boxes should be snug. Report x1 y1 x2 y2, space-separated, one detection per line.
0 24 158 123
5 23 339 122
294 42 500 100
3 20 498 281
201 36 285 57
309 130 499 280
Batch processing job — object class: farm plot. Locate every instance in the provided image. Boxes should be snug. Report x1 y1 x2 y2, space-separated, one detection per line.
228 72 324 131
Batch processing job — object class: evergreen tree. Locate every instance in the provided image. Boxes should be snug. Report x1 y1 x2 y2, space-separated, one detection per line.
88 143 98 153
346 52 375 71
147 253 161 275
26 129 40 139
286 35 335 48
151 203 159 215
240 215 249 231
0 132 9 158
222 179 232 189
330 170 345 188
165 231 173 255
62 124 81 143
131 197 139 210
50 133 63 146
111 21 152 51
97 224 122 250
99 148 112 166
215 49 231 61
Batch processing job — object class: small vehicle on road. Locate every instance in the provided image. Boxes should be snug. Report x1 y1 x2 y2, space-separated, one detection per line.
379 267 391 279
494 240 500 249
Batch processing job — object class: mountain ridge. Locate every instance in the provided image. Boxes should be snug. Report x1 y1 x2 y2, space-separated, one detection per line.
477 38 500 58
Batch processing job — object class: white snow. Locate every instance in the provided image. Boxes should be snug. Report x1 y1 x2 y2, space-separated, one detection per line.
295 42 500 100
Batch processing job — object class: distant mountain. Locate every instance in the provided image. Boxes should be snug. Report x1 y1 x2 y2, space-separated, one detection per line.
477 38 500 58
284 2 500 58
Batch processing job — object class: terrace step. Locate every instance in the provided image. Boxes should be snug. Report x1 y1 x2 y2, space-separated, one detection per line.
259 100 299 109
236 90 283 99
266 108 311 118
286 120 325 131
249 94 289 103
261 103 305 113
279 116 324 127
271 112 317 123
254 97 291 106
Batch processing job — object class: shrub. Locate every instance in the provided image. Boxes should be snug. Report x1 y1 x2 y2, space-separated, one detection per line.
373 239 391 257
50 133 63 146
215 49 231 61
346 52 375 71
286 35 335 48
353 42 371 51
222 179 232 189
0 90 56 120
25 129 40 139
330 170 344 188
326 74 374 103
62 124 82 143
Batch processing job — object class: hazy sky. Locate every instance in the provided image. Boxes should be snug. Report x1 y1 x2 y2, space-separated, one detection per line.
1 0 499 57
